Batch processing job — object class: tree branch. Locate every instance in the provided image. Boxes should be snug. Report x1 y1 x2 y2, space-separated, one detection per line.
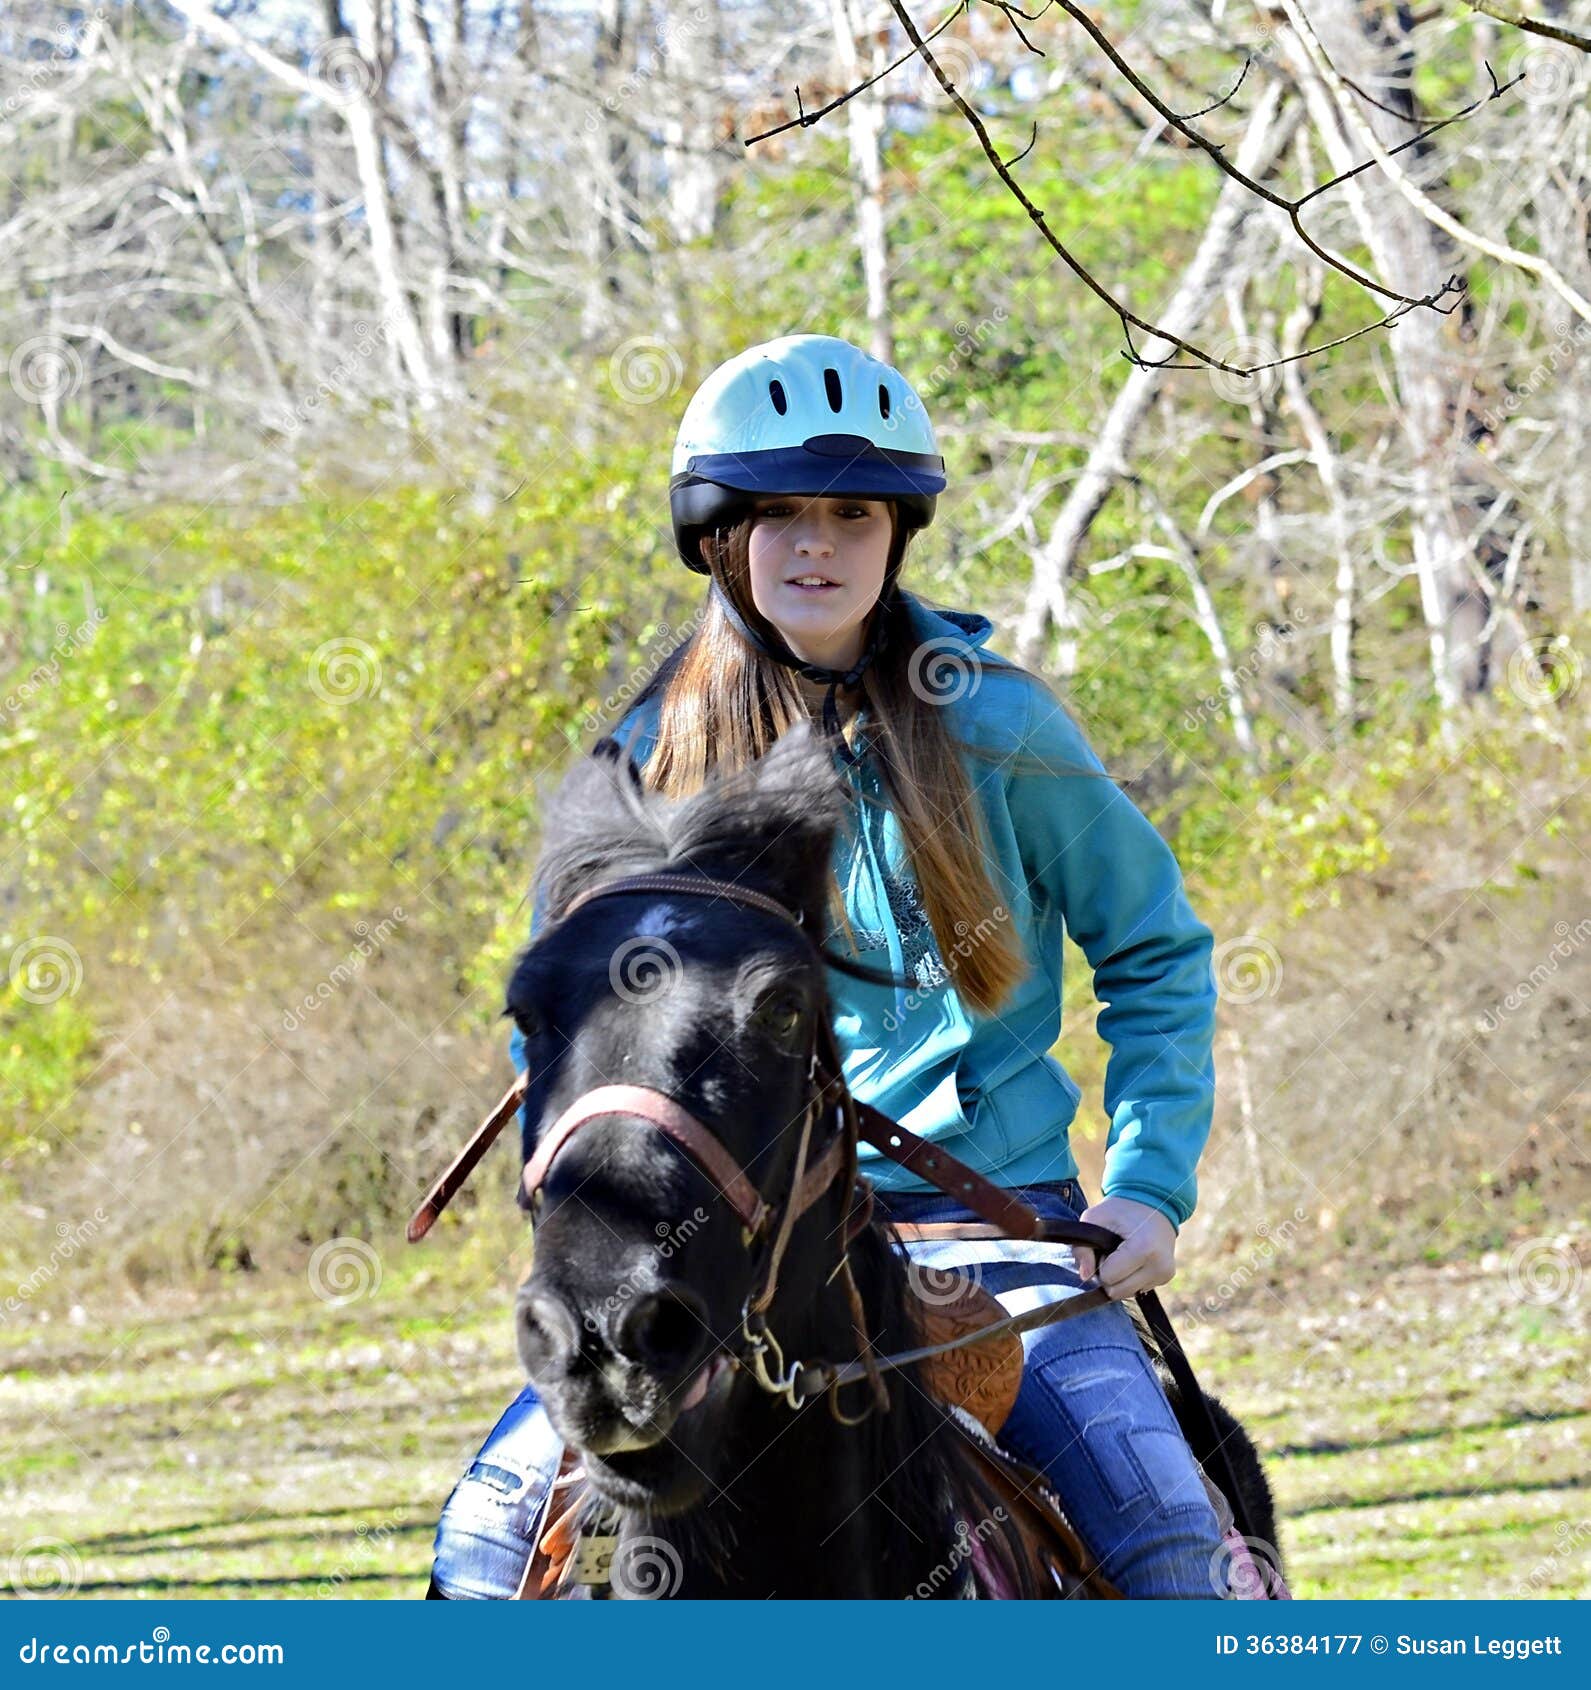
1280 0 1591 324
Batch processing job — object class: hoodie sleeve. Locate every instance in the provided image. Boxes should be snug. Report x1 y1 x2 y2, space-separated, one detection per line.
1004 680 1217 1227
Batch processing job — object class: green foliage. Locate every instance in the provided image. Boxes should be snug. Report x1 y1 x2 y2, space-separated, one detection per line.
3 85 1585 1286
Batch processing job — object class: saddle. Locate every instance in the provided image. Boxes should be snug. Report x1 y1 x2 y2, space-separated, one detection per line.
909 1269 1024 1438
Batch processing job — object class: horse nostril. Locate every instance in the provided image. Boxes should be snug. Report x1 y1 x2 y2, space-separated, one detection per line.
612 1288 710 1374
517 1288 579 1370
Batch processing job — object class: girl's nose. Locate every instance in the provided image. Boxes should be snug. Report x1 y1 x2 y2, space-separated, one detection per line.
794 524 836 555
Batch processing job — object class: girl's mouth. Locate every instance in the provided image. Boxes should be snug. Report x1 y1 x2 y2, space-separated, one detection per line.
786 575 841 593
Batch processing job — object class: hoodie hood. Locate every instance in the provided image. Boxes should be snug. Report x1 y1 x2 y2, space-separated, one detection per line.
898 591 995 654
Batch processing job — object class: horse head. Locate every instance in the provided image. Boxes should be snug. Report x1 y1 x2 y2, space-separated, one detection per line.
507 721 857 1515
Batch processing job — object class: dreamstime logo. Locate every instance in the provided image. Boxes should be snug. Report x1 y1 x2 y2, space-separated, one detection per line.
906 635 984 707
901 35 985 105
916 306 1009 402
1210 936 1281 1004
608 336 683 405
905 1504 1009 1598
8 937 83 1005
4 1208 110 1320
308 38 379 102
265 318 395 436
609 1535 684 1598
609 934 682 1004
1513 39 1586 108
0 608 108 723
5 1536 84 1597
1204 334 1279 406
9 336 83 406
1182 621 1295 733
309 636 381 703
582 1208 710 1334
583 610 702 735
1477 917 1591 1034
1209 1532 1287 1599
1480 318 1590 433
0 8 106 133
1505 1237 1581 1307
308 1237 382 1305
1513 1518 1590 1597
1186 1208 1308 1326
1505 636 1581 709
580 11 710 138
314 1506 408 1597
904 1256 980 1306
281 907 406 1032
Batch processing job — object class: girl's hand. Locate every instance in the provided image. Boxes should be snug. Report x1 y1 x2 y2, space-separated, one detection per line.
1073 1195 1178 1299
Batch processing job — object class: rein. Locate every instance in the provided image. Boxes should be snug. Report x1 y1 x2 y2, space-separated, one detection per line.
408 868 1261 1544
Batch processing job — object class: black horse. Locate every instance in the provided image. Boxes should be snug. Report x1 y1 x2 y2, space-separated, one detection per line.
503 722 1278 1598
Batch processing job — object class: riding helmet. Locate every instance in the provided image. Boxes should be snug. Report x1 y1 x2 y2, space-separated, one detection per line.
668 334 946 573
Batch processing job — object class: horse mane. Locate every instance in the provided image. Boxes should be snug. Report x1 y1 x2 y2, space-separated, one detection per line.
531 725 852 936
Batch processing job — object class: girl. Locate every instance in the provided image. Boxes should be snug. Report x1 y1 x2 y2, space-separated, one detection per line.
430 333 1227 1598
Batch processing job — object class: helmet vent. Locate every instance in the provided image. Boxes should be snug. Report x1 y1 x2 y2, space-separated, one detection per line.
768 378 788 416
823 367 843 412
878 383 891 419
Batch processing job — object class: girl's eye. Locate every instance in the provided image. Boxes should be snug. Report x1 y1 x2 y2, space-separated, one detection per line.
757 504 869 520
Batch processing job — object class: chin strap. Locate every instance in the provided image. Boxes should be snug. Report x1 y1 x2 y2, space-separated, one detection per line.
708 578 893 767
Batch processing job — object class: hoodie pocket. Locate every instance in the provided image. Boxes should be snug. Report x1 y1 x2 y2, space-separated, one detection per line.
970 1058 1082 1171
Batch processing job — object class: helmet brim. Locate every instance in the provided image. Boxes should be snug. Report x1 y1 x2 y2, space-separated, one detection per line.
670 438 944 573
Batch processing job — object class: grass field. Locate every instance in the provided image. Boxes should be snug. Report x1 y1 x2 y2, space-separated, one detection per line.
1 1254 1583 1600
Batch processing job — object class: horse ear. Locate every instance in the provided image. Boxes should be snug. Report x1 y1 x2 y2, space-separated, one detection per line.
721 718 852 913
591 733 645 797
532 739 658 918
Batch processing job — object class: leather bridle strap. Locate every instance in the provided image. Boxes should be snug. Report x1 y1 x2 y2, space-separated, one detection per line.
884 1218 1125 1253
407 1071 527 1244
522 1082 777 1235
792 1283 1117 1400
554 870 813 938
852 1102 1056 1240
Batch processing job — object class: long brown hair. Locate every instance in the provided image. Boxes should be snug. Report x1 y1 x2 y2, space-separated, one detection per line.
630 507 1083 1019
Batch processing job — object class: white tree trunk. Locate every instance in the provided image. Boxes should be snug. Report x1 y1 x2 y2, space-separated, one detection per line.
828 0 892 363
1015 78 1295 668
1275 2 1478 715
659 0 727 245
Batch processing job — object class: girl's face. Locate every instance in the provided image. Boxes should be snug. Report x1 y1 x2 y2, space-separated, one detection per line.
745 494 893 672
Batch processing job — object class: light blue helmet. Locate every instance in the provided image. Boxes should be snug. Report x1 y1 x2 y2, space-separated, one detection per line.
669 334 946 574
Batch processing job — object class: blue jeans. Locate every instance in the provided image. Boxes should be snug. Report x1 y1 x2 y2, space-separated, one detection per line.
431 1179 1225 1598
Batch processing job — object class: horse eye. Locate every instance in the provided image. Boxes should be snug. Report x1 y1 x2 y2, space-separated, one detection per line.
506 1003 543 1041
753 991 804 1045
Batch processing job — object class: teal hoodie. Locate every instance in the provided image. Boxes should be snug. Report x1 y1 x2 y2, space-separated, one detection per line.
511 590 1217 1227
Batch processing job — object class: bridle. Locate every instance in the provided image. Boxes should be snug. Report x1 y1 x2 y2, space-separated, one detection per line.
406 866 1266 1556
515 870 894 1422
